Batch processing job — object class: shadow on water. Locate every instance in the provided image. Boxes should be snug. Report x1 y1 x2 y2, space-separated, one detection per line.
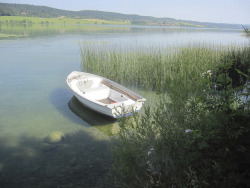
68 96 116 126
50 88 87 125
0 131 114 188
50 88 119 136
68 96 120 136
68 97 120 136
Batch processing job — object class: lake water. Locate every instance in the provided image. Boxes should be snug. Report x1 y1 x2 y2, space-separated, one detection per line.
0 24 249 187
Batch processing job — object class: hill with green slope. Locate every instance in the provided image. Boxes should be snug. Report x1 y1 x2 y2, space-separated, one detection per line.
0 2 243 29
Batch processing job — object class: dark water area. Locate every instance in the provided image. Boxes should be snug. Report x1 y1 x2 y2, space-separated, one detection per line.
0 24 249 187
0 131 113 187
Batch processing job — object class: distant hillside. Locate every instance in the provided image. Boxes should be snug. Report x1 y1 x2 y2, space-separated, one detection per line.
0 3 243 29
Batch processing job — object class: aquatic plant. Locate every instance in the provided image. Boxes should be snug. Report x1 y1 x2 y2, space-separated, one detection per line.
81 44 249 105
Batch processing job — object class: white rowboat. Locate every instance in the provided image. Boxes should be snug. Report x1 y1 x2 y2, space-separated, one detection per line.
66 71 146 118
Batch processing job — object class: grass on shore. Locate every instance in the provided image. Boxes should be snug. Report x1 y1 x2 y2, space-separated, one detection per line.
0 16 130 26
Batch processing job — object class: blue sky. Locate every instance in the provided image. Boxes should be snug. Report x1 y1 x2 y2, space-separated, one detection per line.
1 0 250 24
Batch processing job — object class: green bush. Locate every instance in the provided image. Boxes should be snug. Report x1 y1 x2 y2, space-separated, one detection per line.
107 46 250 187
185 65 250 187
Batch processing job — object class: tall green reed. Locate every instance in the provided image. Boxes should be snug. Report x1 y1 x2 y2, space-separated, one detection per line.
80 43 239 101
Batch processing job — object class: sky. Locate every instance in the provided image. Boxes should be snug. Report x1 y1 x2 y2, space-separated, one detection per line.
1 0 250 24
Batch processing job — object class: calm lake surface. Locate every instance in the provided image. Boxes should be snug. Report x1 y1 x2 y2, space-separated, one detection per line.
0 24 249 187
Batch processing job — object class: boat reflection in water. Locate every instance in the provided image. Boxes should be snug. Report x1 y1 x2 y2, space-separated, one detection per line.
68 96 120 136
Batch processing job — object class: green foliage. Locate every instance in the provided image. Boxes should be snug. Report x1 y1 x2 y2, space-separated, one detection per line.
186 63 250 187
0 16 129 26
107 46 250 187
81 44 219 96
110 102 191 187
217 47 250 88
81 45 250 108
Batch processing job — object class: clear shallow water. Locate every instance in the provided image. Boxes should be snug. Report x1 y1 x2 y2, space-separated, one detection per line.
0 24 249 187
0 35 115 187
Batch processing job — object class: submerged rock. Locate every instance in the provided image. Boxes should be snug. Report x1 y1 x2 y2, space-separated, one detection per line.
45 131 65 144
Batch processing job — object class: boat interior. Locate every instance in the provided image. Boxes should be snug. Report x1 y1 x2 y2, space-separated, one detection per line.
75 76 135 105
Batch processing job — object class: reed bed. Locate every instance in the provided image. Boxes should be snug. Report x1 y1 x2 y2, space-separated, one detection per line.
81 43 248 101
